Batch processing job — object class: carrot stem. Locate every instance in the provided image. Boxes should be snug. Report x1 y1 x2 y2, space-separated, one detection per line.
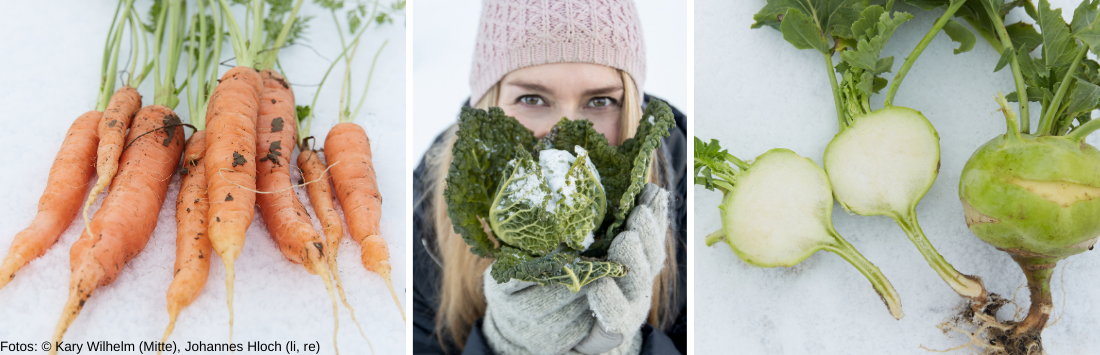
346 40 388 123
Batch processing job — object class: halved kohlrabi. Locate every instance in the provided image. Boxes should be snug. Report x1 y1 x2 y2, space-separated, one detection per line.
697 140 904 320
825 106 986 301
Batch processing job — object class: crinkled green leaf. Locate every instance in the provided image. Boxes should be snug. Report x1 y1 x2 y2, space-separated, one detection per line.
542 100 674 256
445 107 539 257
491 247 626 292
447 100 672 289
555 147 607 251
840 6 911 72
693 137 744 193
488 147 558 256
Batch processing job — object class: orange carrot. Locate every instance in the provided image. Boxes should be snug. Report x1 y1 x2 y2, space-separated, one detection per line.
298 150 342 269
204 65 261 339
0 112 101 290
325 122 404 321
160 131 212 344
49 105 185 354
255 69 347 353
298 147 372 350
81 86 143 232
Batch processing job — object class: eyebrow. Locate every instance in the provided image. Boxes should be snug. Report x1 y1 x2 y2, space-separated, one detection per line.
504 81 623 98
505 80 552 94
581 85 623 97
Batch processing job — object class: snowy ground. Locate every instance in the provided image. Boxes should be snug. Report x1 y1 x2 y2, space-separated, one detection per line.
0 2 406 354
695 1 1100 354
411 0 688 169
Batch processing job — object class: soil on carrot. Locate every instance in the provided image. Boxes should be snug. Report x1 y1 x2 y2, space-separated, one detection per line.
935 294 1046 355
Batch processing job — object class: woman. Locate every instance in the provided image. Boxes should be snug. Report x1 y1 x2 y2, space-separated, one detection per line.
412 0 687 353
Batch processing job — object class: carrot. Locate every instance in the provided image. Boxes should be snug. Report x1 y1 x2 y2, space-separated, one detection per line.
158 1 222 347
254 69 348 353
204 65 261 340
49 105 185 354
325 122 404 321
298 150 342 273
0 112 101 290
160 131 211 345
298 147 373 351
81 86 143 233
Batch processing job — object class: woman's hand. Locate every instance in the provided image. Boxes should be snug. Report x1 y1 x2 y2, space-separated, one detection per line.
481 184 670 355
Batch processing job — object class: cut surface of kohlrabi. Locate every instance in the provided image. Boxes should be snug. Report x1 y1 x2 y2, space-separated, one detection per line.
697 143 903 320
824 106 986 302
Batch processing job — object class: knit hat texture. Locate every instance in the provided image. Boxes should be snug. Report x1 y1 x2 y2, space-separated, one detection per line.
469 0 646 105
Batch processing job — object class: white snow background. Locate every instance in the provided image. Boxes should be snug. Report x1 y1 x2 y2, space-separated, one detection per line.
696 1 1100 354
410 0 688 169
0 1 406 354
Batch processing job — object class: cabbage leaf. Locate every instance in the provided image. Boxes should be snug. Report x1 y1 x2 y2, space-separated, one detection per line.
445 99 675 291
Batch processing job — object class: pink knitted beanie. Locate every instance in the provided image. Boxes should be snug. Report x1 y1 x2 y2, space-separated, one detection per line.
469 0 647 105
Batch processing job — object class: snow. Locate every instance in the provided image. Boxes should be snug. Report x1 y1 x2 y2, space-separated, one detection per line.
539 149 577 212
0 2 405 353
506 164 548 209
695 1 1100 354
581 231 595 251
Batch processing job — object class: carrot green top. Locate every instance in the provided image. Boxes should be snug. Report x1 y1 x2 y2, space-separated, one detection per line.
96 0 139 112
184 0 226 130
151 0 187 109
297 1 404 146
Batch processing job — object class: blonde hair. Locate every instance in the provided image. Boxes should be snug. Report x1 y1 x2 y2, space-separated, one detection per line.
424 71 678 350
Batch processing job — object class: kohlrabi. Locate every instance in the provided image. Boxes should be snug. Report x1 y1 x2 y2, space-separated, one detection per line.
445 100 674 292
957 1 1100 352
753 0 989 304
696 138 904 319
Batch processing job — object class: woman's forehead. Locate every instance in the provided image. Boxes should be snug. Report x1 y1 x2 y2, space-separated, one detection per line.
501 63 623 94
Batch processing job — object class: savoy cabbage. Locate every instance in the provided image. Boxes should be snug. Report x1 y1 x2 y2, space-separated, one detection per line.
443 99 674 292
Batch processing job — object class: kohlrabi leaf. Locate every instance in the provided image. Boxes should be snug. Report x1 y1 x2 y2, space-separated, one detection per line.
752 0 868 54
905 0 1034 53
835 5 910 119
1036 0 1078 70
943 19 977 54
841 6 912 72
1006 22 1044 51
488 147 558 256
693 137 744 193
490 247 626 292
554 147 607 251
1073 0 1100 51
780 8 833 53
1065 77 1100 116
445 107 539 257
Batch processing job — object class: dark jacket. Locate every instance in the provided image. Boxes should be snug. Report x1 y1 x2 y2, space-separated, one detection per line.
412 95 688 355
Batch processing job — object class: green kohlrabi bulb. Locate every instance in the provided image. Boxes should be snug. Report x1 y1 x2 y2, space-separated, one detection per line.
960 133 1100 261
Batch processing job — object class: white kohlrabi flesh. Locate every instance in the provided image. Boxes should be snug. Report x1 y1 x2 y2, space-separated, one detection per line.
825 107 938 216
824 107 985 301
696 141 903 320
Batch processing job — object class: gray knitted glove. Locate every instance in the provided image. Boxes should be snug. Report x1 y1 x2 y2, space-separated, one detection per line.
481 184 670 355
